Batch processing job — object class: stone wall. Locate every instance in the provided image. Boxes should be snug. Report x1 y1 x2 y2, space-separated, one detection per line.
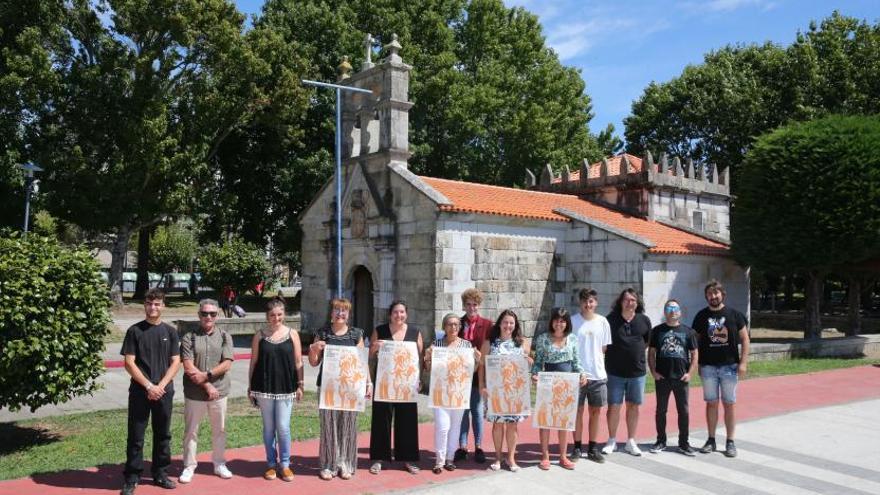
433 216 566 337
642 255 750 326
562 222 646 316
387 171 439 339
648 189 729 239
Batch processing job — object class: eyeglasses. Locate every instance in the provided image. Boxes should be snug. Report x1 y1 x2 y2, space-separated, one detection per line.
198 311 218 318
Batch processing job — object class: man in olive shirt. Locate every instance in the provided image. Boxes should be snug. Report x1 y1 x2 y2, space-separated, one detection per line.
121 289 180 495
178 299 235 483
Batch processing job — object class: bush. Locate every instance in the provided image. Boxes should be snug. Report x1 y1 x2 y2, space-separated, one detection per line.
150 223 198 275
199 237 270 296
0 232 111 412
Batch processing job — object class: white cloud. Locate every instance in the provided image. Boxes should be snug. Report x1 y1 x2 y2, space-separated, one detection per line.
678 0 778 13
546 18 670 61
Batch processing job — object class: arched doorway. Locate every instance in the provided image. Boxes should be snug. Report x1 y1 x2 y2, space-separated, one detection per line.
352 266 374 332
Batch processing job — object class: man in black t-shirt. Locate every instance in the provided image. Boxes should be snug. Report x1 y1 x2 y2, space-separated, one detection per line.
602 288 652 457
120 289 181 495
648 299 698 456
692 280 750 458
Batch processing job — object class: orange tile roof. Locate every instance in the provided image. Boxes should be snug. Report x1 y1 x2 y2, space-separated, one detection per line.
421 176 729 257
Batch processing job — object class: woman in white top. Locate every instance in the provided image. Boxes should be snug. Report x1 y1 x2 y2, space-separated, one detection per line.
425 313 481 474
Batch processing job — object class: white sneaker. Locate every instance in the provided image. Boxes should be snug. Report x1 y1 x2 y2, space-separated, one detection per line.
214 464 233 479
601 440 617 455
179 466 195 483
625 439 642 456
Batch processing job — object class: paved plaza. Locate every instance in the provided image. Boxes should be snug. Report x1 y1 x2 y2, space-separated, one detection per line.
0 364 878 495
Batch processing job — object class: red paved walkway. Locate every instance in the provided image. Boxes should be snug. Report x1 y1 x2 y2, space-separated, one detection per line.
1 365 878 495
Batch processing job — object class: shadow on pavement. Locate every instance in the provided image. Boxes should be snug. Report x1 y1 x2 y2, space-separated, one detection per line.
30 463 123 491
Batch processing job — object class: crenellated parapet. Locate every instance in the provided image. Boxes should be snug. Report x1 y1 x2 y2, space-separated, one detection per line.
531 152 730 198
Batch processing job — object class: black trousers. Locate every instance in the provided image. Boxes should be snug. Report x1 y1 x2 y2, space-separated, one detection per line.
369 401 420 462
655 378 689 446
123 386 174 481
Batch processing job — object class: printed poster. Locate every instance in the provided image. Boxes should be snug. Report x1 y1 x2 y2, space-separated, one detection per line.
374 340 420 403
319 345 369 412
429 347 475 409
532 372 579 431
485 354 531 416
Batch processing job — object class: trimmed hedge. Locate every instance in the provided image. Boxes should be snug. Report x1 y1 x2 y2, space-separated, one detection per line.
0 233 110 412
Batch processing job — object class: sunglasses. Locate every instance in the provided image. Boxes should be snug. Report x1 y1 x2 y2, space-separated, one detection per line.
665 306 681 313
199 311 218 318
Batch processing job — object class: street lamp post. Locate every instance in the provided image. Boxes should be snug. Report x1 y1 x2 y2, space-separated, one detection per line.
301 79 373 298
17 162 43 238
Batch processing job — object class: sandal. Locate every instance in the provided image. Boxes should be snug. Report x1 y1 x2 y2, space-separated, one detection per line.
369 462 382 475
318 469 333 480
538 459 551 471
489 461 501 471
559 458 575 470
432 465 443 474
405 463 421 475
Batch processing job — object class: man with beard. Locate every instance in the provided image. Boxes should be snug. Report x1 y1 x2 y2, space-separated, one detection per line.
692 280 750 458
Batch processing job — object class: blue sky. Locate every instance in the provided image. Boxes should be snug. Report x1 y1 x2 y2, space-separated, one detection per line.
235 0 879 138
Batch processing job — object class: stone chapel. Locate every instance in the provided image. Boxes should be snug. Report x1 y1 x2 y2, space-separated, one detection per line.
299 36 750 337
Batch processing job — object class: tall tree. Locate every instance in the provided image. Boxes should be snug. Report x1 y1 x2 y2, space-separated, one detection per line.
624 11 880 177
0 1 65 229
732 115 880 339
28 0 307 305
199 0 602 262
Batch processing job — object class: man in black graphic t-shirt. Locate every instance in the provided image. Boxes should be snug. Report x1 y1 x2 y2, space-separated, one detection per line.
692 280 749 458
648 299 698 456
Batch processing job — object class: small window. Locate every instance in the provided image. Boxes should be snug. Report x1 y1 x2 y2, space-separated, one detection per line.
692 210 704 231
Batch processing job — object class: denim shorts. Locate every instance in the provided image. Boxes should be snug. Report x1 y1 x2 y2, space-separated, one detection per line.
606 374 646 405
700 364 738 404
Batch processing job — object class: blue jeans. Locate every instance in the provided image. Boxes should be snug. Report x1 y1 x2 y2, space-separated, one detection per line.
459 384 484 448
700 364 738 404
607 374 646 405
257 397 293 468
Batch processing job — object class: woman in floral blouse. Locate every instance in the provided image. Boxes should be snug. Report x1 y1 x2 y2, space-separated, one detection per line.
531 307 588 470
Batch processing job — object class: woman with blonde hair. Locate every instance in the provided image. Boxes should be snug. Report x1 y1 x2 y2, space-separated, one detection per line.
308 298 372 480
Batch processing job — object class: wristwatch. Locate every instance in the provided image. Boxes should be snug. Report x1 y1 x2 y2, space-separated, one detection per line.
206 371 213 381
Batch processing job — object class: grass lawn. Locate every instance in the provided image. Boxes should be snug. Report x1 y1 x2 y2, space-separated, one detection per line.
0 391 372 481
643 357 877 393
1 357 876 481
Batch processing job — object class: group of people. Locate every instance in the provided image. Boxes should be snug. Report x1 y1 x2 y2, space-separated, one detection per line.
118 280 749 494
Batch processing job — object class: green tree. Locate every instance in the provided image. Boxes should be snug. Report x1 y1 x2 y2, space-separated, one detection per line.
732 115 880 339
199 0 602 262
624 11 880 176
199 237 270 297
0 1 65 229
0 232 111 412
24 0 307 306
149 223 198 276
